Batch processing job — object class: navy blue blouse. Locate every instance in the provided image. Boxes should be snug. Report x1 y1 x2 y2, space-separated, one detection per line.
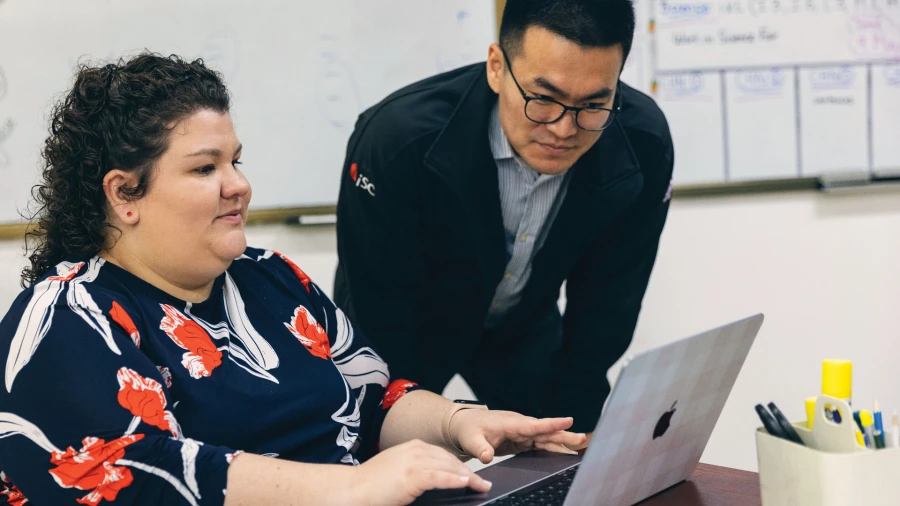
0 247 418 505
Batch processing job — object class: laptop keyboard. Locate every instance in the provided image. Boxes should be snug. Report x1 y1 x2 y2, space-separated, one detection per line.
486 465 580 506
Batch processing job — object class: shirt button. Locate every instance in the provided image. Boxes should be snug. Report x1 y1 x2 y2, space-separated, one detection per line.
504 273 513 280
519 234 528 242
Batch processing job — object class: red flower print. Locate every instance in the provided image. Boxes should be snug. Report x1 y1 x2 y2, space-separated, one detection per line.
284 306 331 360
109 301 141 348
48 435 143 506
274 251 312 293
159 305 222 379
116 368 180 437
0 472 27 505
382 380 419 410
47 262 84 282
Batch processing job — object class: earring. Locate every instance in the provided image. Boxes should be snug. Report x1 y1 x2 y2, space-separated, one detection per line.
127 212 132 217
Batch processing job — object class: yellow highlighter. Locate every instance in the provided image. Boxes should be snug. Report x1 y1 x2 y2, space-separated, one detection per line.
805 396 817 429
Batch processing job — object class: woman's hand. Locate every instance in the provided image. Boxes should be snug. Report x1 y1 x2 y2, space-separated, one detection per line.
351 439 492 506
451 410 588 464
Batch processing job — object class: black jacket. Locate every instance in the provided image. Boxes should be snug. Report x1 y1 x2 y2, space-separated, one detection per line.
334 63 673 432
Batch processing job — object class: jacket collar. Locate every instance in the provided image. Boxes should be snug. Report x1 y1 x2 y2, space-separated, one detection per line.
424 66 509 302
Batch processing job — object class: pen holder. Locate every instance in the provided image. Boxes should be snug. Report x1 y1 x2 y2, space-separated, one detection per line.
756 395 900 505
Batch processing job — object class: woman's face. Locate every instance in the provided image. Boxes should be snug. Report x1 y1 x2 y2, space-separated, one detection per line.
126 109 250 288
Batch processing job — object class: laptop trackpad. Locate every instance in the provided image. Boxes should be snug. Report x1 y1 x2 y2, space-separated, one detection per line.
412 451 581 505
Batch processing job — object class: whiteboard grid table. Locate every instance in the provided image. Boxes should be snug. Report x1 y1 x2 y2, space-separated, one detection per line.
622 0 900 185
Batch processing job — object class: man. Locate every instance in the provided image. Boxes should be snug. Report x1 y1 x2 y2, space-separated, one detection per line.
334 0 673 435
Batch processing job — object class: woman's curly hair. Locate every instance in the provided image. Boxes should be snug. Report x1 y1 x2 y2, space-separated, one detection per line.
22 53 230 287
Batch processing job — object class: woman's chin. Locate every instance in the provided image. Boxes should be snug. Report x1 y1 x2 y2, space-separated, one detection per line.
215 234 248 261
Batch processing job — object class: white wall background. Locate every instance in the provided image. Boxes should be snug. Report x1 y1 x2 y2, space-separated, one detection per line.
2 190 899 472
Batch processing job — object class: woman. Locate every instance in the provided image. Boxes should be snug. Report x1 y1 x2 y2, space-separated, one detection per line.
0 54 586 505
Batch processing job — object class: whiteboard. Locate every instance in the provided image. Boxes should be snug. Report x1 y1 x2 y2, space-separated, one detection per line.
655 0 900 71
626 0 900 184
0 0 496 223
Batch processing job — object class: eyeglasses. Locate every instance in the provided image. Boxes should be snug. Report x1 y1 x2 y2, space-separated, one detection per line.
501 50 620 132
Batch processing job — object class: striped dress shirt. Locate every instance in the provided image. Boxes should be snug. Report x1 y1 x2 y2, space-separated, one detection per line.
485 103 572 327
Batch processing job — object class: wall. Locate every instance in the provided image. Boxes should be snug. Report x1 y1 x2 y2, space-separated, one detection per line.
2 190 899 471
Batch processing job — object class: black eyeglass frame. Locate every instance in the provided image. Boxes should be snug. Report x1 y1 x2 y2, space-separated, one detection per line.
501 49 622 132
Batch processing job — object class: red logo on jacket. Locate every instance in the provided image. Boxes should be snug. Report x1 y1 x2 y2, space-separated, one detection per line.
349 162 375 196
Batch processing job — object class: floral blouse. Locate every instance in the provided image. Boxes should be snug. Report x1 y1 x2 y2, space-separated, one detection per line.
0 247 419 505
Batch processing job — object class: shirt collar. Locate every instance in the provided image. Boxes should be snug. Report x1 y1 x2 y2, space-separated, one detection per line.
488 102 516 161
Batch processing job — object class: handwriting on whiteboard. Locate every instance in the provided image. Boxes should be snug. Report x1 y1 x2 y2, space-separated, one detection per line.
848 12 900 58
733 69 788 101
316 34 360 133
885 64 900 86
0 66 10 169
658 72 716 101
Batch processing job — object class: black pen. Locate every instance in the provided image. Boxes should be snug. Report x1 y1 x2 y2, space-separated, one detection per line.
755 404 788 441
767 402 805 446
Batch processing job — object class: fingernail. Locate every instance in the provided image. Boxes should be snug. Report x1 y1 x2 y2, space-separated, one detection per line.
483 480 493 488
459 475 470 483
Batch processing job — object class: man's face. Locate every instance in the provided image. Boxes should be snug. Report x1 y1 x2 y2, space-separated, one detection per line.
487 26 624 175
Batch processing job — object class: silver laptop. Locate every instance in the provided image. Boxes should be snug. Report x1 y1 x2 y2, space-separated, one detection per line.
413 314 763 506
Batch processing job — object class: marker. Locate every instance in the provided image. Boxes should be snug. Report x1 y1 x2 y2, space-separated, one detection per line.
860 410 876 449
805 396 816 429
755 404 789 441
874 400 886 449
768 402 805 446
853 411 869 446
892 410 900 448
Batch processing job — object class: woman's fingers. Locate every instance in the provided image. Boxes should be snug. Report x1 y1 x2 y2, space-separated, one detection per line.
407 443 493 494
410 470 477 495
531 430 588 448
417 458 493 493
458 432 496 464
505 416 575 438
534 441 580 455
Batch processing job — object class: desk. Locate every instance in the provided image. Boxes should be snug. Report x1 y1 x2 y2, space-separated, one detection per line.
639 464 761 506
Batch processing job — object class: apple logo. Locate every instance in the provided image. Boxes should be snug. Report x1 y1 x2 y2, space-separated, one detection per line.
653 401 677 440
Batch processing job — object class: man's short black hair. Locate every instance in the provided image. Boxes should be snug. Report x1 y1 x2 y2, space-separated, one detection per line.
499 0 636 66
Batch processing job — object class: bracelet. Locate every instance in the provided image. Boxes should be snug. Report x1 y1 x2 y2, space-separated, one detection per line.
441 400 488 456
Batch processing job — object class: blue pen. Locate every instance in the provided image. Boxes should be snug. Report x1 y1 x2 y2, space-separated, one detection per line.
874 400 886 449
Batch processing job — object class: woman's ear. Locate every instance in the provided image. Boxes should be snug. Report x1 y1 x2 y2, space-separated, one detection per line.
103 170 140 225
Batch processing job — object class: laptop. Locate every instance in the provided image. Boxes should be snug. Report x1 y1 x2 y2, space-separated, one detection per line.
414 314 764 506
